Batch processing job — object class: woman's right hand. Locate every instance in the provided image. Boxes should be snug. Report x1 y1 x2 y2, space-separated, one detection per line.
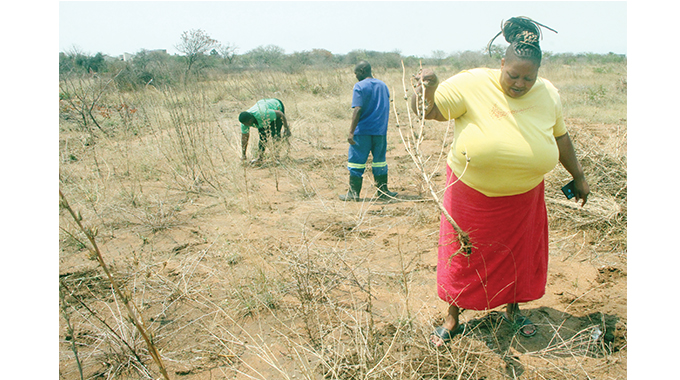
416 68 439 89
411 69 445 120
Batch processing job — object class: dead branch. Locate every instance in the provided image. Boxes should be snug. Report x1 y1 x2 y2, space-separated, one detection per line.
393 61 471 255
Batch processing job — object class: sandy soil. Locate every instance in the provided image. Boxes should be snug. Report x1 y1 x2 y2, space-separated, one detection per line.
59 120 626 379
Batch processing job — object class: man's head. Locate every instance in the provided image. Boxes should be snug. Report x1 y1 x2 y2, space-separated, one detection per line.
239 112 256 127
354 61 372 81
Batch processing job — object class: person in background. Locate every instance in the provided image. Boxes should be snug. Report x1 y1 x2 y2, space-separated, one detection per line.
411 17 590 347
340 61 397 201
239 98 291 164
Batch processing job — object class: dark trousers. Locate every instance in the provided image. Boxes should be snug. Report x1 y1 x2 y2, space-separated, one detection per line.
258 99 285 152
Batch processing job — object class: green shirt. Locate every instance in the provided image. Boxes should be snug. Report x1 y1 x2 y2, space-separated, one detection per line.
240 98 283 134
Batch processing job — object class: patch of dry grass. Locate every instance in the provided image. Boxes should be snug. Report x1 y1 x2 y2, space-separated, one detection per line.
59 63 626 379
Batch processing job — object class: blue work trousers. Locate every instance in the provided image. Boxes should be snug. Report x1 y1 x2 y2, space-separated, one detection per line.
347 135 388 178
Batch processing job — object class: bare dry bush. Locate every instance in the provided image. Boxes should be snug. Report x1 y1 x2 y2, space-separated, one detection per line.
545 120 627 261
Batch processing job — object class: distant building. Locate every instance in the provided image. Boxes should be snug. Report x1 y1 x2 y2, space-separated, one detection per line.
118 49 167 62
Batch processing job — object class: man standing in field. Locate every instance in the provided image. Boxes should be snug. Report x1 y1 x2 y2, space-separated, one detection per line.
340 61 397 201
239 98 291 164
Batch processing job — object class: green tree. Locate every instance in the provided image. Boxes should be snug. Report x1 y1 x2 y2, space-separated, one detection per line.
247 45 286 68
431 50 448 65
59 52 75 75
487 44 505 61
60 47 108 75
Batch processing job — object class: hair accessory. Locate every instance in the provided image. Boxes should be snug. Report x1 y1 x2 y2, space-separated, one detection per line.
486 16 557 56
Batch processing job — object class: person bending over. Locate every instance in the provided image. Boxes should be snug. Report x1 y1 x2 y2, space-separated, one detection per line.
239 98 290 164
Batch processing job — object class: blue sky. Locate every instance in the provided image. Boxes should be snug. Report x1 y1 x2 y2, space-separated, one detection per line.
59 1 627 57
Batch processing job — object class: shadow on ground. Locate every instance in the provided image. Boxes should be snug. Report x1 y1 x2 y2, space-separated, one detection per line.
461 306 623 377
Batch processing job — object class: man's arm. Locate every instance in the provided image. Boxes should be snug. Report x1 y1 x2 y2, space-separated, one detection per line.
241 132 249 160
274 110 291 136
348 106 362 145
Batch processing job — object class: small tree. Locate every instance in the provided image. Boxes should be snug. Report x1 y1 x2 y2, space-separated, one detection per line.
175 29 219 75
487 44 505 61
431 50 448 66
60 47 108 75
218 43 238 65
247 45 285 68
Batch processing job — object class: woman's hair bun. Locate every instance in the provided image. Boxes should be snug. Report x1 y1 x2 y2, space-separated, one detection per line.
486 16 557 61
501 17 543 46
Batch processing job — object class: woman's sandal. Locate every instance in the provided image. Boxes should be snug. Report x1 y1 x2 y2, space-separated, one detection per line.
502 313 537 337
430 323 466 347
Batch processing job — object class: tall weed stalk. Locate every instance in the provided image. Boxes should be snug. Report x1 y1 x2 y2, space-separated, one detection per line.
59 190 170 380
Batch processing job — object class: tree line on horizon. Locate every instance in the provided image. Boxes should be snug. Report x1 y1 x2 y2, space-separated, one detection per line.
59 28 626 90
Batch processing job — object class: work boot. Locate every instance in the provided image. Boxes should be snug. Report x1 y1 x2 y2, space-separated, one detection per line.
374 174 397 200
339 175 363 201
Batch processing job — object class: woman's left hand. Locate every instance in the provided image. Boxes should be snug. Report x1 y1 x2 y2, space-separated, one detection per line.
556 133 590 207
573 176 590 206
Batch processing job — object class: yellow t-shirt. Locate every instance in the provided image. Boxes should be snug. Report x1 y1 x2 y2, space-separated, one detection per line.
434 68 567 197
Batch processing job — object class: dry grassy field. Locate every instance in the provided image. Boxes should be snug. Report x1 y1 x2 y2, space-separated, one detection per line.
59 59 627 379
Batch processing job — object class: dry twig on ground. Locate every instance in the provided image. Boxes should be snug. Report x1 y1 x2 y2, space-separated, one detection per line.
59 189 171 380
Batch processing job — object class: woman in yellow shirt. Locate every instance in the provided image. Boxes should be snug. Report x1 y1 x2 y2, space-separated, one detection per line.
412 17 590 347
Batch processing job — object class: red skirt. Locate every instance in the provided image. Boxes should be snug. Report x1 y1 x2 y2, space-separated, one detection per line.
437 166 548 310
